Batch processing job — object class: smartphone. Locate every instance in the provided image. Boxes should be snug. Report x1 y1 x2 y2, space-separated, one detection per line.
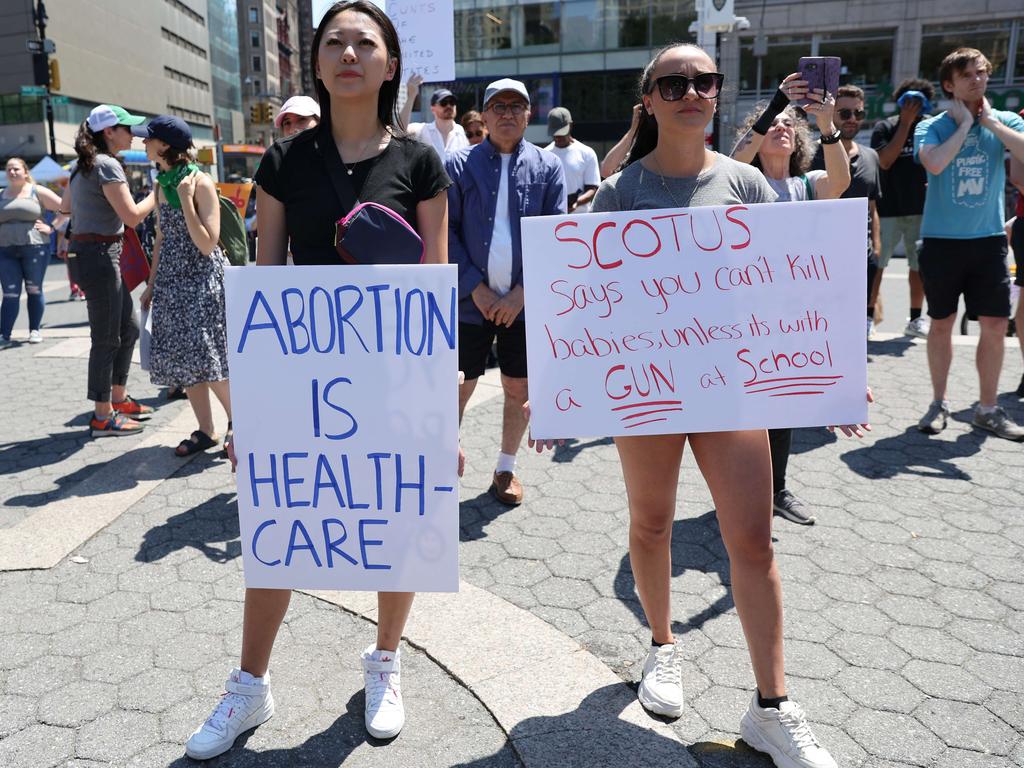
797 57 841 105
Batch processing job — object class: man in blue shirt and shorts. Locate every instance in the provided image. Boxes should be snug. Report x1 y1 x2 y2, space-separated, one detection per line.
914 47 1024 440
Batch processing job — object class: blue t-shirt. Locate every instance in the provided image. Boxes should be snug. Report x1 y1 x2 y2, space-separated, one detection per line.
914 109 1024 239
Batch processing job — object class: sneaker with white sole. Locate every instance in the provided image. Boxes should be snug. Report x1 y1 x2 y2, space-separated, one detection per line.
740 694 837 768
28 329 42 344
773 489 815 525
362 644 404 739
972 406 1024 441
185 668 274 761
638 642 684 717
917 401 949 435
904 316 929 338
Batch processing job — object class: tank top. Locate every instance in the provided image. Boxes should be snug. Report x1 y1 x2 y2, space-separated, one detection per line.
0 185 45 246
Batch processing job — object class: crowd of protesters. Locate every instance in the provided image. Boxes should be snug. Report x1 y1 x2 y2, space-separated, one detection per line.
3 5 1024 763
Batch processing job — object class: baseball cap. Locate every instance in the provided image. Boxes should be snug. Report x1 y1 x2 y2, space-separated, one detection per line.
483 78 530 108
131 115 193 150
431 89 455 106
274 95 321 128
547 107 572 137
87 104 146 132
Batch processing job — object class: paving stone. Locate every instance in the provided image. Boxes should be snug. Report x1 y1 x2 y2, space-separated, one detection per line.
6 655 80 697
488 558 552 588
932 747 1013 768
876 594 951 629
531 576 599 610
845 709 944 766
826 632 911 670
695 646 753 689
889 626 971 664
966 652 1024 691
822 603 893 636
914 699 1018 755
901 659 992 703
116 668 195 713
74 710 161 763
37 680 116 727
0 723 76 768
833 667 925 713
693 686 751 734
0 694 36 739
933 586 1007 621
82 647 152 685
948 618 1023 655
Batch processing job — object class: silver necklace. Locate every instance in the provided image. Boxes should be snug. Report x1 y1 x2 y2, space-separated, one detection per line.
340 130 380 176
648 151 708 208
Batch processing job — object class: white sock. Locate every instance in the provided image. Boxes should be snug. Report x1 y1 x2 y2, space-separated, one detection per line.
496 452 516 474
977 404 997 415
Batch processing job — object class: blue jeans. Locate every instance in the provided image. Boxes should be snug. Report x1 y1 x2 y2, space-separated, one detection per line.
0 244 48 339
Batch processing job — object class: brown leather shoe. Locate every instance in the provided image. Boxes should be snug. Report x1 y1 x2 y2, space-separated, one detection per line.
490 471 523 505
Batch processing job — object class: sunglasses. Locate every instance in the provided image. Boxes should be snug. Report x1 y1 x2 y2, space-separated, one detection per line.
436 98 457 107
488 102 528 116
650 73 724 101
837 108 866 120
466 129 485 138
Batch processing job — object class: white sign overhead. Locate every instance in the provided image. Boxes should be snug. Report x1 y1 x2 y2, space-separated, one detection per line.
522 199 869 440
225 265 460 592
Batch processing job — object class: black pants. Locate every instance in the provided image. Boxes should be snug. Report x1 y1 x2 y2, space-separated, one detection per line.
69 240 139 403
768 428 790 495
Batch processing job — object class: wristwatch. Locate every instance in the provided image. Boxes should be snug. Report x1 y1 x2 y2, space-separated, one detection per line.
821 129 842 145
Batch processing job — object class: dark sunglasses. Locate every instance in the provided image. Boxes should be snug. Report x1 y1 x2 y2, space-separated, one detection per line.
650 73 724 101
837 108 866 120
466 129 485 138
437 98 457 107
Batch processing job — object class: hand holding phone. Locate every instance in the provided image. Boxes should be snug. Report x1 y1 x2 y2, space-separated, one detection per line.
796 57 841 106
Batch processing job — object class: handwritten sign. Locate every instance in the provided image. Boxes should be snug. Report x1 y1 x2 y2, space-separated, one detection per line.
216 182 253 217
313 0 455 82
225 265 460 592
522 199 869 440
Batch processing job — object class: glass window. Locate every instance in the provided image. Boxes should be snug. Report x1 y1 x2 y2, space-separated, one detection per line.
252 55 262 72
738 35 812 94
251 32 260 48
248 6 258 23
561 1 602 52
1016 23 1024 83
522 76 555 124
920 22 1011 85
650 0 696 47
253 78 261 94
606 71 640 122
818 29 894 89
560 73 605 122
455 8 513 60
0 94 43 126
608 0 648 49
523 3 559 49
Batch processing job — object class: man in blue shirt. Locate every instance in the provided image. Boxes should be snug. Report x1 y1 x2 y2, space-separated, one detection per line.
914 47 1024 441
447 78 566 505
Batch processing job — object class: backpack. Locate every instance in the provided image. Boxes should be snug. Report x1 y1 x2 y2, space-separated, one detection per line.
217 195 249 266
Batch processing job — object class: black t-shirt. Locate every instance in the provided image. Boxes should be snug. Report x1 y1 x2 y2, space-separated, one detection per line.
811 141 882 255
254 127 451 265
870 116 927 218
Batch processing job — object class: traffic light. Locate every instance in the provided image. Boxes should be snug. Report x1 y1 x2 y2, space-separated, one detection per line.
48 59 60 91
250 103 262 124
196 147 215 165
261 103 273 123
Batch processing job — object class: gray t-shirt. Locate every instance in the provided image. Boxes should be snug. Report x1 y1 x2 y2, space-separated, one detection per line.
0 186 45 246
70 154 128 236
592 153 778 213
764 170 827 202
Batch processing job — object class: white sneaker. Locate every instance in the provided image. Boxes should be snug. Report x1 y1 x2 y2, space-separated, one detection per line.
362 644 404 739
740 694 837 768
866 317 875 340
904 316 930 338
28 330 42 344
185 668 274 761
637 643 684 717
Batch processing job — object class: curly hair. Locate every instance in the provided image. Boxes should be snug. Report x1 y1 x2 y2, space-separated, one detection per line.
893 78 935 102
158 144 196 167
73 120 110 175
737 102 815 178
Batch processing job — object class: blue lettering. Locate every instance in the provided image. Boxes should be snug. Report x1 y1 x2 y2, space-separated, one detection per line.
312 453 346 507
251 519 281 566
309 286 337 353
368 452 391 510
322 518 358 567
365 284 389 353
333 285 370 353
393 288 403 355
395 453 425 515
285 519 322 567
237 290 287 355
341 454 370 509
427 287 457 354
359 519 391 570
322 377 358 440
403 289 427 356
281 287 310 354
249 453 280 508
282 452 309 508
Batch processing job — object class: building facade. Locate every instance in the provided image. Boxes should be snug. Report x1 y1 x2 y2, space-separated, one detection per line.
236 0 302 145
0 0 217 161
208 0 245 144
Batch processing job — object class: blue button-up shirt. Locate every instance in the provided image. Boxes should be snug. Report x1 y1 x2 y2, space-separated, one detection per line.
446 138 566 324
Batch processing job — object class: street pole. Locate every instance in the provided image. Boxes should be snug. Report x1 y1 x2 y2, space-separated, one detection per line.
34 0 57 156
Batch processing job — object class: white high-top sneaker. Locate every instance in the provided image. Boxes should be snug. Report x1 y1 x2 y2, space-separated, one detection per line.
361 644 405 739
637 643 684 717
185 668 274 760
739 694 838 768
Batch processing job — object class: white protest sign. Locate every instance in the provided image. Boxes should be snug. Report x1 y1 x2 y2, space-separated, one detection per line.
522 198 869 440
313 0 455 82
225 265 459 592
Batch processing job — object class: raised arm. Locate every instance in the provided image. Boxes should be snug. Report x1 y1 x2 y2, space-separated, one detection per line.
874 99 921 170
600 104 642 178
980 99 1024 163
732 73 806 165
917 101 972 176
806 91 851 199
102 183 156 228
398 74 423 134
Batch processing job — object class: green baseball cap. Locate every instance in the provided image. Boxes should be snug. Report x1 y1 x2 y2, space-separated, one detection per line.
87 104 146 132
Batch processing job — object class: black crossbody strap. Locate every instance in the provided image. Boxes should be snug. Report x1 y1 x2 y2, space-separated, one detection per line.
314 130 360 212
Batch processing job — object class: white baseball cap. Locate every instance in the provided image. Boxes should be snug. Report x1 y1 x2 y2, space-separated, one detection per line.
274 96 321 128
483 78 530 108
86 104 146 132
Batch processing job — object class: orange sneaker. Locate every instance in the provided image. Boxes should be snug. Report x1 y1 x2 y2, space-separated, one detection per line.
90 412 145 437
112 395 154 421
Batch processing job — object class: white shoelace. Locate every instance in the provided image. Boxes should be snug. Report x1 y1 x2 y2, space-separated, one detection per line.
777 704 820 750
652 647 683 685
365 669 401 708
205 690 257 735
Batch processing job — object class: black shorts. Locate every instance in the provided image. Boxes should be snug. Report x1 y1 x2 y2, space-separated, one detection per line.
918 236 1010 319
1012 218 1024 288
459 321 528 380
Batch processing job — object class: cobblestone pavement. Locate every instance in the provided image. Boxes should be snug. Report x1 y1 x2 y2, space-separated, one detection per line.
1 263 1022 767
456 335 1024 768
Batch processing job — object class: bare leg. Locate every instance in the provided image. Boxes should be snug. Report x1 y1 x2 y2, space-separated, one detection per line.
977 316 1008 408
927 314 957 402
909 269 925 313
209 379 232 421
499 374 529 456
186 382 216 437
459 377 478 422
689 429 785 698
376 592 415 651
615 433 687 645
240 588 292 677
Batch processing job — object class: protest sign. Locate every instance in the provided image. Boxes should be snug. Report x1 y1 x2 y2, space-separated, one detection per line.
313 0 455 82
216 182 254 218
522 198 869 440
225 265 460 592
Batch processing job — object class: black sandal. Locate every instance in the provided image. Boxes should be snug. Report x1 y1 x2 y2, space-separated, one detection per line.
175 430 218 457
221 421 233 458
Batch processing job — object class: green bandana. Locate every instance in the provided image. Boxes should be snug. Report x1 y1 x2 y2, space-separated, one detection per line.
157 163 199 209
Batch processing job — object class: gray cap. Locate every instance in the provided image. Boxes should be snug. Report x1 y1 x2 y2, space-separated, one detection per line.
483 78 530 108
547 107 572 137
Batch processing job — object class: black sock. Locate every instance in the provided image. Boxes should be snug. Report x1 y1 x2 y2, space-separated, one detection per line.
910 307 922 321
757 690 789 709
651 637 672 647
867 307 875 319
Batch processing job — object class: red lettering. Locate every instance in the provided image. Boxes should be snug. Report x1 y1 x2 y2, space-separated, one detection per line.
621 219 662 259
605 364 629 399
555 221 593 270
725 206 751 250
592 221 622 270
651 212 688 251
690 209 724 252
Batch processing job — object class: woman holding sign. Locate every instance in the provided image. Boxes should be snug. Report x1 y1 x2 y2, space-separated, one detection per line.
184 2 451 761
568 43 854 768
731 77 851 527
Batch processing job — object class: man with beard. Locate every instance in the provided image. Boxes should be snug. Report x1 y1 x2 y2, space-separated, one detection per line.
401 74 469 160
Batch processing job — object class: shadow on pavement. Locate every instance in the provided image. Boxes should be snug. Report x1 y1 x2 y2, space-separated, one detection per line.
136 491 241 564
866 336 916 358
0 431 91 477
460 490 516 543
788 426 837 456
614 511 733 638
689 739 774 768
551 436 614 463
839 420 982 481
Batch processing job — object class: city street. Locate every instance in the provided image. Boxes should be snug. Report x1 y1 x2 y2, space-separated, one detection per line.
0 258 1022 767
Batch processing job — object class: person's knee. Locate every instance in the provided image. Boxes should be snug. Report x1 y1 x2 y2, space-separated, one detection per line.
928 314 957 333
24 282 41 295
501 376 528 403
630 512 673 549
978 316 1009 335
725 528 775 570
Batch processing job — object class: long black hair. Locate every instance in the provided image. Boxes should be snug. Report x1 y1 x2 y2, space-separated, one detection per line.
623 42 714 170
311 1 403 132
73 120 111 175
